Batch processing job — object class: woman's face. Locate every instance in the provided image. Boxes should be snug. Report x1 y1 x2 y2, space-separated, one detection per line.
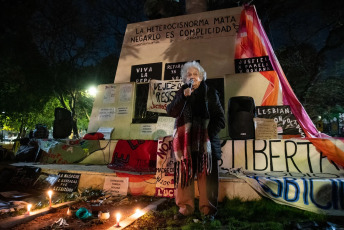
186 67 201 90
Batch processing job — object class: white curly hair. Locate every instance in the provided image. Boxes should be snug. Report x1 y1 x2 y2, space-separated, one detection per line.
180 61 207 83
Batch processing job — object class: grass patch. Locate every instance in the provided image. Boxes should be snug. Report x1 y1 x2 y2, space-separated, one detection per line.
126 197 343 229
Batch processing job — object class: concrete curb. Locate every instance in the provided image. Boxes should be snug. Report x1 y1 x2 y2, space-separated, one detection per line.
0 201 77 229
107 198 167 230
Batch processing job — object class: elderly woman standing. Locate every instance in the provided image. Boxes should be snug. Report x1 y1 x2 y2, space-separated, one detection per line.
166 61 225 221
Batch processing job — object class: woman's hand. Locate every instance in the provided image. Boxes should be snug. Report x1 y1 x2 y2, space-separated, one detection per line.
184 87 192 97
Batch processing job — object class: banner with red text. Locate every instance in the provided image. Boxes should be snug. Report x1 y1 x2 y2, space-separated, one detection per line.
147 80 183 113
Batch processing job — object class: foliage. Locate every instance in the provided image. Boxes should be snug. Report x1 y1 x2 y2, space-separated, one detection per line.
207 0 344 121
304 77 344 120
0 1 53 137
276 43 322 101
1 0 344 136
144 0 184 19
80 187 106 200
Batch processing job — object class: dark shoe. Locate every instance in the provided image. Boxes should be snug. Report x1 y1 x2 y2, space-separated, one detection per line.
174 212 186 220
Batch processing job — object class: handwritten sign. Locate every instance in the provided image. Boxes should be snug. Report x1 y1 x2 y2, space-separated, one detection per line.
103 176 129 196
125 14 239 46
256 105 305 137
115 7 242 83
53 173 81 193
254 118 277 140
147 79 183 113
155 136 175 198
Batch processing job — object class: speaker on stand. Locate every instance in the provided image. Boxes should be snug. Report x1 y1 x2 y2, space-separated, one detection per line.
53 108 73 139
227 96 256 140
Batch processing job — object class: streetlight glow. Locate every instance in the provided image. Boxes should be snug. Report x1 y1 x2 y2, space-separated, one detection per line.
88 86 98 97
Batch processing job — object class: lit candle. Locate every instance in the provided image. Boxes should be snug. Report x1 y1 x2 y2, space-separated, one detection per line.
67 208 71 216
47 190 53 208
27 204 32 215
115 212 121 227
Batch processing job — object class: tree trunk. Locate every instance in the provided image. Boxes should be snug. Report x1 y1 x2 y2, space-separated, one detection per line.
72 118 79 139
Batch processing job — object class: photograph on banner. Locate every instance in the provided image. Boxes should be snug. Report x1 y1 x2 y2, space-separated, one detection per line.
147 79 183 113
155 136 175 198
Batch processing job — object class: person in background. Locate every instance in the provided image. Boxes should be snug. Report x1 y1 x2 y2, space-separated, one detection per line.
166 61 225 221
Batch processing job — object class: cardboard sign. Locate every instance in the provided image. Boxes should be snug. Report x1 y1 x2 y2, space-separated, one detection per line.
53 173 81 193
103 176 129 196
155 116 175 139
155 136 175 198
254 118 277 140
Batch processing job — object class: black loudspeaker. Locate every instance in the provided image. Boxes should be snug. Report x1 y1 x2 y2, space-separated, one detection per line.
53 108 72 139
228 96 256 140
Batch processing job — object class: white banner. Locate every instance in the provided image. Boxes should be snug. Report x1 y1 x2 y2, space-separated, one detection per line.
234 170 344 216
220 139 344 175
147 80 183 113
220 139 344 215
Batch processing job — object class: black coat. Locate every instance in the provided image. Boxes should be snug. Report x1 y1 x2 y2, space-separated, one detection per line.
166 81 225 160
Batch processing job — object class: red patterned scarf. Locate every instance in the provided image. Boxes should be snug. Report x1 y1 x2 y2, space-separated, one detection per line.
173 82 212 188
